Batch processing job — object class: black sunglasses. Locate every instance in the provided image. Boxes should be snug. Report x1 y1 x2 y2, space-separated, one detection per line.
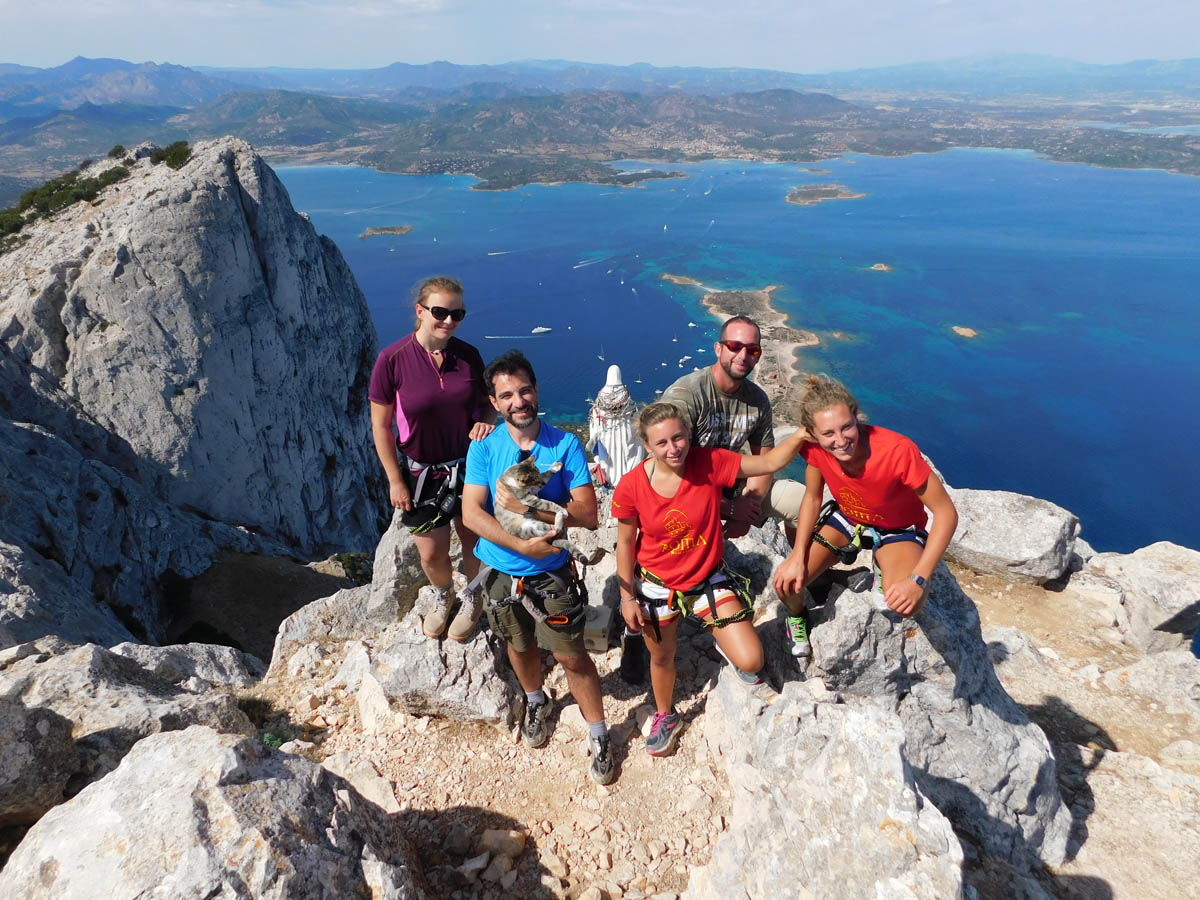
719 339 762 357
420 303 466 322
517 449 533 462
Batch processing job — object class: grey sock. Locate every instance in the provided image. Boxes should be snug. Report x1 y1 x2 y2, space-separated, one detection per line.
525 689 547 707
587 719 608 740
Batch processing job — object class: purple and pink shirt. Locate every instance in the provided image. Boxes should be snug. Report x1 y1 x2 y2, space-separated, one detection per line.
368 334 490 465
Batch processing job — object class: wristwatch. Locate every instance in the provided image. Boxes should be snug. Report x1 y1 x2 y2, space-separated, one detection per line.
908 574 927 588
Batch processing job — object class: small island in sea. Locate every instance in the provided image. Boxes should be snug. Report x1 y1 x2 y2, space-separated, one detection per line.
786 184 868 206
358 225 413 238
868 262 893 272
952 325 980 338
661 273 706 287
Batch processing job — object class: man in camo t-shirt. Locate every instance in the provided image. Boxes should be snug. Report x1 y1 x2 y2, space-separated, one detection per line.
661 315 803 542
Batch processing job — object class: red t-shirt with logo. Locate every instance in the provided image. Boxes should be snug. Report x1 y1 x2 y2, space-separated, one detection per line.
800 425 932 530
611 447 742 591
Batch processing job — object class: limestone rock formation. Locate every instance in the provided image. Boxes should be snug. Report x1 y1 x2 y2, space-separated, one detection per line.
109 640 265 688
268 584 374 678
0 138 386 647
0 415 272 647
0 726 428 899
946 487 1079 584
688 674 964 899
768 568 1072 868
1085 541 1200 652
369 509 431 624
0 637 250 826
371 593 521 727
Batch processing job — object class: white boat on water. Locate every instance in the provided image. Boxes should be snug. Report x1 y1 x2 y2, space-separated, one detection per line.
531 326 552 335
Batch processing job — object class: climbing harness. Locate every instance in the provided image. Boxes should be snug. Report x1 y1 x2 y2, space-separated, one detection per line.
812 499 868 564
472 560 589 632
812 499 929 569
400 454 465 535
636 563 755 640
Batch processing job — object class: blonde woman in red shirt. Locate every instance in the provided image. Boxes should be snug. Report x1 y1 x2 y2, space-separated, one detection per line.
772 375 958 660
614 401 805 757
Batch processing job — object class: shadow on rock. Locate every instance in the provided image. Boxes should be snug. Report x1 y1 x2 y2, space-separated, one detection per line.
1020 694 1116 861
163 549 354 661
395 805 560 898
965 851 1114 900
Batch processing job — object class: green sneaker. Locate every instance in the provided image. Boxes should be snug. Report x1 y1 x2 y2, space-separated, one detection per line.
786 614 811 660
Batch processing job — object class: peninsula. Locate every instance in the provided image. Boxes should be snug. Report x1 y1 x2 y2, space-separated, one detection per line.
358 225 412 238
786 183 867 206
661 272 817 422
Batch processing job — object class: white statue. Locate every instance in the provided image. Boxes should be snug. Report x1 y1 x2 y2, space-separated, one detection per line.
586 364 643 487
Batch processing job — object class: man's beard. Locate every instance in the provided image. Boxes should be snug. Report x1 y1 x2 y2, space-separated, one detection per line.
719 355 753 383
507 404 539 426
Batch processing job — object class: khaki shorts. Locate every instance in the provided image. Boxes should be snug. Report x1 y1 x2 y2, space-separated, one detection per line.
729 477 804 528
482 564 586 657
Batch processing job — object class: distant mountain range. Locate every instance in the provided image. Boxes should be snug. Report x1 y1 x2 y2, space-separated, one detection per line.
1 54 1199 187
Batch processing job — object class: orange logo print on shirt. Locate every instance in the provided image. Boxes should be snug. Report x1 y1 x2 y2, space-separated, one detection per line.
837 486 882 524
661 508 708 556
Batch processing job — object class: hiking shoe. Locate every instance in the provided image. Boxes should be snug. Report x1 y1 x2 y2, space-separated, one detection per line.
522 694 554 749
618 629 648 685
646 711 683 757
588 733 616 785
421 589 454 638
786 613 811 660
714 641 765 687
447 587 482 642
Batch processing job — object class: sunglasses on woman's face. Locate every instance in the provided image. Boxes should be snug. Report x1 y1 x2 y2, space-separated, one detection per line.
719 339 761 357
420 303 466 322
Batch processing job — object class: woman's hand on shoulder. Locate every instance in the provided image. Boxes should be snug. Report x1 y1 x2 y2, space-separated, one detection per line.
469 421 495 442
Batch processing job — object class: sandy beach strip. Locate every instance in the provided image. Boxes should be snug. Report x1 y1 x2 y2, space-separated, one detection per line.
661 274 816 424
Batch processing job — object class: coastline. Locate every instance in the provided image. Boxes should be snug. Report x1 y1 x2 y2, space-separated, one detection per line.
662 274 817 424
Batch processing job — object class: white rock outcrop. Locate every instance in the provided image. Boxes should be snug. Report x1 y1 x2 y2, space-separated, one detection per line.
109 640 265 688
0 637 250 827
0 726 427 899
1085 542 1200 653
774 568 1073 868
688 674 965 899
0 139 386 647
946 487 1079 584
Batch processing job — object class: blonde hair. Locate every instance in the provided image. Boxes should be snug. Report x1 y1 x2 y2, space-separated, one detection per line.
798 374 862 433
412 275 463 328
636 401 691 442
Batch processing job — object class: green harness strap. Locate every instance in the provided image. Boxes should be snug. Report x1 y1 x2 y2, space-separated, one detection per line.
812 499 867 565
638 564 755 631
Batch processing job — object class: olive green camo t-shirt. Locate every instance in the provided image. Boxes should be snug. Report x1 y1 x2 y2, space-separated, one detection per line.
661 368 774 451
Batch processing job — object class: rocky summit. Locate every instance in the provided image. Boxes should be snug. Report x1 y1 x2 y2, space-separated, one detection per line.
0 139 385 647
0 140 1197 899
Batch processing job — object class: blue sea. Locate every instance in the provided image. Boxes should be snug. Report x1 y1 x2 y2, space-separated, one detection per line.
277 150 1200 554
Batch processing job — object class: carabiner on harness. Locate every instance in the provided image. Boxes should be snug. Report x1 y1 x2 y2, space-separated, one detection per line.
812 499 867 565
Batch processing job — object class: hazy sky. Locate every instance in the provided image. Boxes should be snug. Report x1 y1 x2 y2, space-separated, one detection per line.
3 0 1198 72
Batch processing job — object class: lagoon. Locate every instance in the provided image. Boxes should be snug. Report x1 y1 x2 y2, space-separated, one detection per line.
278 150 1200 553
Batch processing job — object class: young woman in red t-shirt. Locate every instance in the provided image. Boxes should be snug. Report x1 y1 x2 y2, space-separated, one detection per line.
772 375 958 659
613 401 806 757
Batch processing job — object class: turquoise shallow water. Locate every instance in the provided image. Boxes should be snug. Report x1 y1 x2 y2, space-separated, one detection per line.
277 150 1200 553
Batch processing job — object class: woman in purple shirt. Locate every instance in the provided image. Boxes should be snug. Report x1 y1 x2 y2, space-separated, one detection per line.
369 276 495 641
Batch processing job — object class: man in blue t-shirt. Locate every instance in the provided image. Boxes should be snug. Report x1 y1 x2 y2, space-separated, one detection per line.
462 350 615 785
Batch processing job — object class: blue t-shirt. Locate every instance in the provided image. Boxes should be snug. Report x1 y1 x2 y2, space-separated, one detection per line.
465 423 591 576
